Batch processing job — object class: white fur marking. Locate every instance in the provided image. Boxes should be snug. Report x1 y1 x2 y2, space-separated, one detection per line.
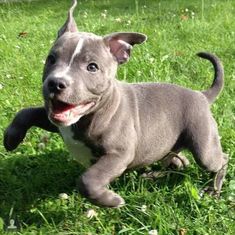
52 38 84 79
59 126 94 168
68 38 84 67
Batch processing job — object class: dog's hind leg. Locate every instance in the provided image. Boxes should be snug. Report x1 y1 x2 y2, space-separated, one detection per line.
141 151 189 180
188 116 228 196
200 153 228 197
210 153 228 196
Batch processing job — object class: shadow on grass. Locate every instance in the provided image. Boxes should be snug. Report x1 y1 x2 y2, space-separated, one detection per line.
0 147 210 229
0 150 82 226
0 149 191 222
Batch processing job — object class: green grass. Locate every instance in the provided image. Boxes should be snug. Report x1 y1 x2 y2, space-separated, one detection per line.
0 0 235 234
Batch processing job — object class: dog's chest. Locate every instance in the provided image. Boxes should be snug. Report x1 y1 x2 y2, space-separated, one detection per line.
59 127 94 167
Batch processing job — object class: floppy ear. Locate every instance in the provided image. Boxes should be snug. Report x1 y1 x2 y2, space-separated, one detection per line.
103 32 147 64
57 0 78 38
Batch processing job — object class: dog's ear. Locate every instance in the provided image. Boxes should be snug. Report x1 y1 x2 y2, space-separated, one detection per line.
57 0 78 38
103 32 147 64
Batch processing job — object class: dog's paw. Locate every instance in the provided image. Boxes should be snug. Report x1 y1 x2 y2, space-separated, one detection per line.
200 186 220 198
162 152 189 169
77 176 125 208
3 125 26 151
201 162 228 198
92 190 125 208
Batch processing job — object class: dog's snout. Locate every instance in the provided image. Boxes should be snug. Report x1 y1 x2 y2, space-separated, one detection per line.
47 77 68 93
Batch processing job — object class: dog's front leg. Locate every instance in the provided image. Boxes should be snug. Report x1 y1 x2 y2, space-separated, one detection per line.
78 152 132 207
4 107 58 151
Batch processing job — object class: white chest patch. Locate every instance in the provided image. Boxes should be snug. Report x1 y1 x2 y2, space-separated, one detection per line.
59 126 94 168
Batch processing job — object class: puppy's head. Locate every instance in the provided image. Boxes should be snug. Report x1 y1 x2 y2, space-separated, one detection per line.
42 0 147 127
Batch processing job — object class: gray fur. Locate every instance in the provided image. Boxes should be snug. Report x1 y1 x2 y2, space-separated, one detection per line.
4 0 228 207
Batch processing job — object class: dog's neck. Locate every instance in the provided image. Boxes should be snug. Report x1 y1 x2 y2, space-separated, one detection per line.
72 78 121 138
91 79 121 134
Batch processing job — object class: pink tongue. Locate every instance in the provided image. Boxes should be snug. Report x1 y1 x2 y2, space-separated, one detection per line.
52 100 76 114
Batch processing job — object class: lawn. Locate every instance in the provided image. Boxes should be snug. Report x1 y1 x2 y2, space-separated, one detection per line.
0 0 235 234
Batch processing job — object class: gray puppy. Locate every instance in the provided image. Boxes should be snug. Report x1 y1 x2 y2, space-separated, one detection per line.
4 0 228 207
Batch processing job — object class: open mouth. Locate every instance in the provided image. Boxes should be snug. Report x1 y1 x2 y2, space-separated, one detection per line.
48 99 95 126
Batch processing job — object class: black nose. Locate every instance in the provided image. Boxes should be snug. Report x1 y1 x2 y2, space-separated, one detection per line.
47 77 68 93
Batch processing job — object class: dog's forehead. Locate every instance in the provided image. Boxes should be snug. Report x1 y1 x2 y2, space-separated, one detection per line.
53 32 103 51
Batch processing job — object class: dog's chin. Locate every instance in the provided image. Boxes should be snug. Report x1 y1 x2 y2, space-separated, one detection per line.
48 100 95 127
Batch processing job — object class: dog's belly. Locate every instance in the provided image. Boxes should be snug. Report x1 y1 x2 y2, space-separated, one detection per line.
129 149 171 169
59 127 94 167
129 131 182 169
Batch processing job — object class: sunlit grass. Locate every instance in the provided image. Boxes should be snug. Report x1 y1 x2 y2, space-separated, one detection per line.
0 0 235 234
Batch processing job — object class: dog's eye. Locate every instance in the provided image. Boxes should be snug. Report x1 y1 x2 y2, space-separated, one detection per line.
47 54 56 65
87 63 99 72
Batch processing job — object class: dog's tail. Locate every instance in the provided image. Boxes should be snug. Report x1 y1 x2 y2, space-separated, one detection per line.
197 52 224 104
